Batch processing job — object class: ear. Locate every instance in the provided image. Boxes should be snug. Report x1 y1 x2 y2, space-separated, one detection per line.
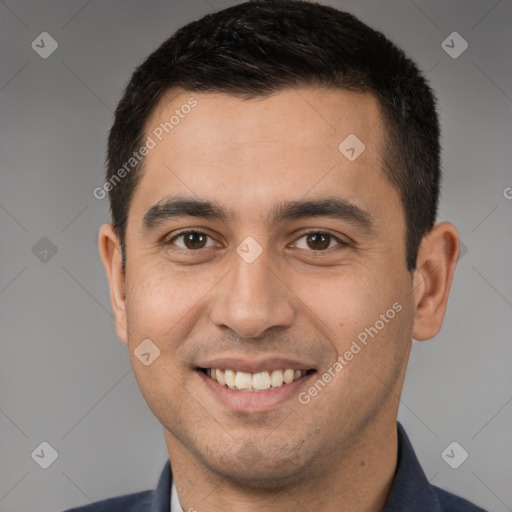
98 223 128 345
411 221 460 341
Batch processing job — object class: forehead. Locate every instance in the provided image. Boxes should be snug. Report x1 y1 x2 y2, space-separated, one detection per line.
130 86 398 231
146 86 384 159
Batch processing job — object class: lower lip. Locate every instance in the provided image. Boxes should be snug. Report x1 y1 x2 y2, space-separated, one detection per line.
197 370 316 412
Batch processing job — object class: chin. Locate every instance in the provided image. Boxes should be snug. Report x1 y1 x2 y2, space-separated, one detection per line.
197 439 314 490
207 460 307 490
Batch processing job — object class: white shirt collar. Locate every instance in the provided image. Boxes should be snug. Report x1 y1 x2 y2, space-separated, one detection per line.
170 479 184 512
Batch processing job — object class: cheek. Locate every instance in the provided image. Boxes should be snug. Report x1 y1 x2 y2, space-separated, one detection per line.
124 261 212 342
337 290 413 398
296 267 389 340
298 265 411 380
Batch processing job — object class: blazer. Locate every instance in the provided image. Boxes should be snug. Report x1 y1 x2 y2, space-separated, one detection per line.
62 422 488 511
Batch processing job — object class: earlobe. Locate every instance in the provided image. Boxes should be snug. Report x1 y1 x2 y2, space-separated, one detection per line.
411 222 460 341
98 223 129 344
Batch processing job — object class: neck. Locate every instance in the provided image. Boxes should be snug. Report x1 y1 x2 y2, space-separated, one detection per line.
166 413 398 512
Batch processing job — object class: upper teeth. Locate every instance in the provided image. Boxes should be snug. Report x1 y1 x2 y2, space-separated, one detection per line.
206 368 307 391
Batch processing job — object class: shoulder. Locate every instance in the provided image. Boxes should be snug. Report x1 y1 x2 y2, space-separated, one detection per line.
433 485 489 512
62 489 153 512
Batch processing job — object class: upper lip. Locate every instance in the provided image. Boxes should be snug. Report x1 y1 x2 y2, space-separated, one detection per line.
195 356 317 374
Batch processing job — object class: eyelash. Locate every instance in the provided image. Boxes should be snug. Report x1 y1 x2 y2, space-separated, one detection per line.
163 230 347 252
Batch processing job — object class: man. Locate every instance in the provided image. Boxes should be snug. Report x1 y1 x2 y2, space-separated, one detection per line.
66 1 487 510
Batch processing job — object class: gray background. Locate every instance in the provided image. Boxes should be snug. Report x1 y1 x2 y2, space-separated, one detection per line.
0 0 511 511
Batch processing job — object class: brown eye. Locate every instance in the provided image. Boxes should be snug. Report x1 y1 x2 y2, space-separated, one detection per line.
167 231 216 250
306 233 330 250
183 232 207 249
293 231 344 251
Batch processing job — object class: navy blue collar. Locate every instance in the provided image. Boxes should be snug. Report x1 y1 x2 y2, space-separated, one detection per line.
381 422 441 511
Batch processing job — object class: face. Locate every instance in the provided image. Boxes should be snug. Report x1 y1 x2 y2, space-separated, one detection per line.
103 87 423 487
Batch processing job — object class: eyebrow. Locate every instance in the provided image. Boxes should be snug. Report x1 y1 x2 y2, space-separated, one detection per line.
140 195 375 234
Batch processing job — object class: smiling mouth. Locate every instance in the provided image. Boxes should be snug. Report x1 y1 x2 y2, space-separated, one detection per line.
198 368 316 392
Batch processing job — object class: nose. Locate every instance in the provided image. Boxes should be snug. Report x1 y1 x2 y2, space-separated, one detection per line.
209 244 295 339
